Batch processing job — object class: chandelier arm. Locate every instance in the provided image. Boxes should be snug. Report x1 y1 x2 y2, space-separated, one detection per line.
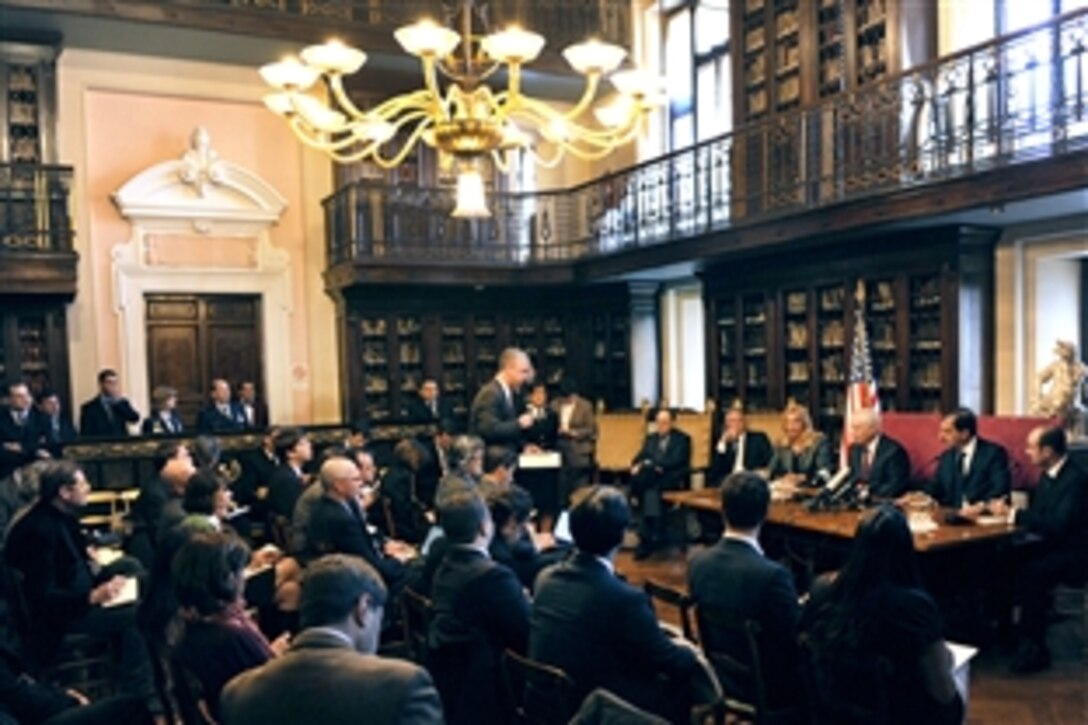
288 116 374 155
367 120 433 169
326 75 369 120
509 102 639 147
368 91 439 123
524 143 567 169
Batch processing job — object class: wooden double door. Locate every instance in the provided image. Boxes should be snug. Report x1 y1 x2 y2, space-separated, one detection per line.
145 293 264 427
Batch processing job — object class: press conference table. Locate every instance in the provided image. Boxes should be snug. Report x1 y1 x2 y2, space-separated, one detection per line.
662 488 1023 553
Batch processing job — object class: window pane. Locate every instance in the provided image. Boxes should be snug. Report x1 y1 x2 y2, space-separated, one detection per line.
1005 0 1052 30
672 113 695 149
695 1 730 55
667 8 694 115
1062 0 1088 11
697 61 726 141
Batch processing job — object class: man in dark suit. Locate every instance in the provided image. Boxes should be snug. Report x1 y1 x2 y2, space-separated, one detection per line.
79 369 140 438
4 461 154 703
237 380 269 430
930 408 1011 510
196 379 248 434
35 389 77 459
266 428 313 521
406 379 452 425
551 378 597 506
988 427 1088 673
523 383 558 450
220 554 443 725
417 420 453 510
0 382 48 480
630 408 692 559
306 457 409 590
429 490 530 724
707 405 773 487
469 348 535 459
531 486 704 722
689 471 801 708
127 441 196 566
846 407 910 498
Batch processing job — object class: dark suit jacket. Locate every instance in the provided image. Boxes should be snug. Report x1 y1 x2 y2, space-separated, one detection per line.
266 465 306 520
524 406 558 450
430 546 531 724
0 408 43 480
931 437 1011 507
708 431 773 486
1016 458 1088 553
631 430 692 491
36 414 77 459
239 399 269 430
220 628 443 725
767 435 833 482
196 402 248 434
470 380 524 456
306 495 405 585
530 552 701 717
140 412 184 436
406 396 452 425
416 438 447 510
551 395 597 470
688 538 800 706
847 434 911 498
78 396 139 438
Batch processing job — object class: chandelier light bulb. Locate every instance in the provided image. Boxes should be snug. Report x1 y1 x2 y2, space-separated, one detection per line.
481 26 547 64
452 168 491 218
258 55 321 90
395 19 462 58
562 39 627 75
301 40 367 75
609 69 665 99
262 92 295 117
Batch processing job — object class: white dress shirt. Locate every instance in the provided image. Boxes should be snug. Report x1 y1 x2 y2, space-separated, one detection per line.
724 530 764 556
716 433 747 473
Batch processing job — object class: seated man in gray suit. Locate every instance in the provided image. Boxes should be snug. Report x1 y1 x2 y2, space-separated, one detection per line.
220 555 443 725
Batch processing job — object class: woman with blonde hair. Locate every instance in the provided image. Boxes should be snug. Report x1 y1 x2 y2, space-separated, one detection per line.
767 402 832 485
142 385 183 435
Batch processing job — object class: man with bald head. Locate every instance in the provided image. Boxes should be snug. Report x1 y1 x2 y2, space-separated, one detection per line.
196 378 247 433
469 347 535 459
306 456 409 589
845 407 910 498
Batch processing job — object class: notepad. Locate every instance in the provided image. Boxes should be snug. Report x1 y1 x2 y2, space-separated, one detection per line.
102 577 138 608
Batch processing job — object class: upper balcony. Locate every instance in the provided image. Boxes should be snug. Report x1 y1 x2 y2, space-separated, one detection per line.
324 8 1088 288
0 162 77 295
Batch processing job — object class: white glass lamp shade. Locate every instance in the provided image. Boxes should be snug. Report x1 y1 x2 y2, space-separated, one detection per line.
395 20 462 58
562 39 627 75
301 40 367 75
351 116 397 144
451 169 491 218
481 27 546 64
610 69 666 99
259 56 321 90
593 96 636 128
292 95 347 132
263 93 295 116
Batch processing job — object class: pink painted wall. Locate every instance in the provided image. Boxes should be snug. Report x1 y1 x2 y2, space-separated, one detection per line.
81 89 318 422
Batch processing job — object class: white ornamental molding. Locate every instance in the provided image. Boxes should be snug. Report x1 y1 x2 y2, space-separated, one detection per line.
112 126 288 235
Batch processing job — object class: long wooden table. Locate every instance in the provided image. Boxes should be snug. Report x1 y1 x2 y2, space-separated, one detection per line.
663 489 1023 553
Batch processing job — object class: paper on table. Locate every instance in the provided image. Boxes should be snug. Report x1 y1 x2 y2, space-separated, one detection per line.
93 547 124 567
102 577 138 608
975 516 1008 527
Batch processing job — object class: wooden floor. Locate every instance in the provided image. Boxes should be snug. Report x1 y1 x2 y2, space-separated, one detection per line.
615 547 1088 725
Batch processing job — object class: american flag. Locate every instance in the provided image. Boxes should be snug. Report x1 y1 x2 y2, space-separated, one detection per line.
843 281 880 466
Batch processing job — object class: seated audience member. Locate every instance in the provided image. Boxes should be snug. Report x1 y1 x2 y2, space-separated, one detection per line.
802 505 962 725
0 642 152 725
292 447 357 559
479 448 518 498
79 369 140 438
417 419 454 510
486 485 558 591
235 425 280 512
435 435 486 506
196 379 247 434
220 555 443 725
929 408 1011 510
36 389 77 458
141 385 183 436
524 382 558 451
531 486 703 722
191 435 224 475
0 382 48 481
128 441 196 566
629 408 692 559
307 457 410 591
266 428 313 521
4 461 155 705
376 439 431 544
987 427 1088 673
344 419 371 451
846 408 910 499
407 379 451 425
708 404 773 486
171 533 289 719
688 472 800 707
429 491 531 724
237 381 269 430
552 377 597 504
767 403 832 486
0 461 48 547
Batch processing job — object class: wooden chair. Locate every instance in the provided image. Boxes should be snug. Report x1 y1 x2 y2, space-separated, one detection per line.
399 587 434 667
644 580 696 642
798 635 893 725
500 649 577 725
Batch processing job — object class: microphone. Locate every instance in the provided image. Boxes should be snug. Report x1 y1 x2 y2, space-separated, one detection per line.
826 468 856 502
805 467 853 511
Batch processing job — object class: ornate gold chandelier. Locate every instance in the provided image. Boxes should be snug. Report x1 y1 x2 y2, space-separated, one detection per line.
258 0 662 217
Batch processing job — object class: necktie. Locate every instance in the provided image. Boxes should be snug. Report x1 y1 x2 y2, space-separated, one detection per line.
861 448 872 481
953 452 967 506
219 404 230 418
658 436 668 456
430 400 437 417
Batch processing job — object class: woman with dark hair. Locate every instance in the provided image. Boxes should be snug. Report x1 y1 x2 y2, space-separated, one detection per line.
375 438 431 544
171 533 288 719
801 505 963 725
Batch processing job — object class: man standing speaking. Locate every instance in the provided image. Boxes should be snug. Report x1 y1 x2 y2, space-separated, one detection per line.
470 348 534 460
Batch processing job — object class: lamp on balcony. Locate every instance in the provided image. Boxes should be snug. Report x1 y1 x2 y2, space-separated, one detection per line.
258 0 661 218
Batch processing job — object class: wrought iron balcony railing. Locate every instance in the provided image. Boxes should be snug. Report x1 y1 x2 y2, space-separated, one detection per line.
0 163 73 253
325 7 1088 268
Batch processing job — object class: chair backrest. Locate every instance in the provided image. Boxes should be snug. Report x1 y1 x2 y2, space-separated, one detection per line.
501 648 576 725
694 604 766 714
400 587 434 666
643 580 695 642
168 657 215 725
268 514 292 551
798 635 893 725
